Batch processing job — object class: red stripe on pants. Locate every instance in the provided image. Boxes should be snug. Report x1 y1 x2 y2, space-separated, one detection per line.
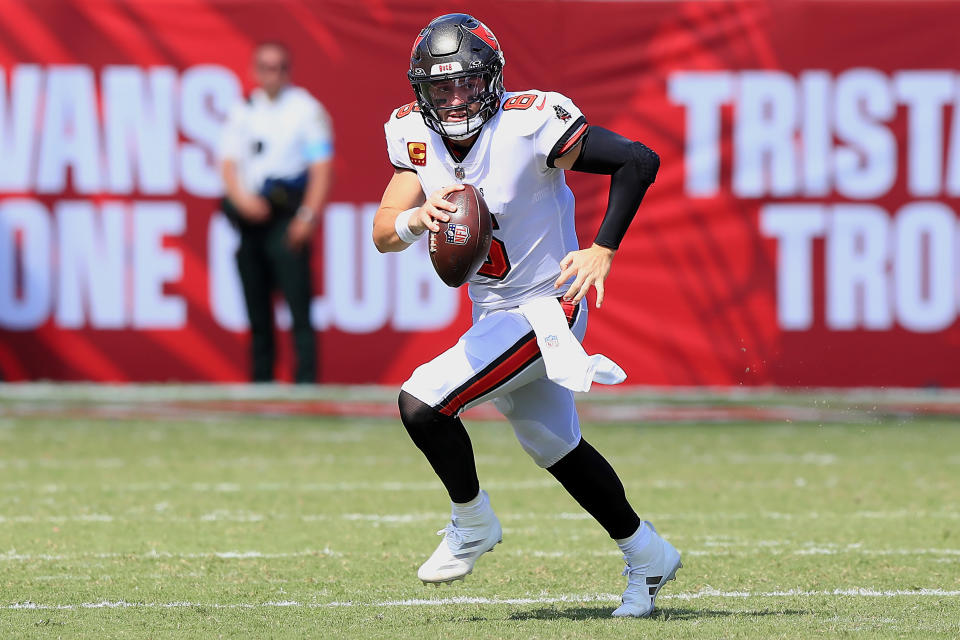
438 337 540 416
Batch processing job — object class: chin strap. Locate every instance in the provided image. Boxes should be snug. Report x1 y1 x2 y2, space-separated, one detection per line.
437 113 487 140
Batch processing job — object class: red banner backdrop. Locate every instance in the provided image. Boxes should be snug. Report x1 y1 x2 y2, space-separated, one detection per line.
2 0 960 386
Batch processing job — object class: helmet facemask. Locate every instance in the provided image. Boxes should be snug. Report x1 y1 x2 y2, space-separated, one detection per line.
412 71 503 140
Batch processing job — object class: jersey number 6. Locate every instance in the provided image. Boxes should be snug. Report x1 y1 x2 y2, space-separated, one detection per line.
477 214 510 279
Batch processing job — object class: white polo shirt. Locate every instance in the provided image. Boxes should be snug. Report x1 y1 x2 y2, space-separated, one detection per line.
218 85 334 193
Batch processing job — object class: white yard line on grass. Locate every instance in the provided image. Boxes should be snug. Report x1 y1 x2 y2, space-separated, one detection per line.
0 479 554 492
0 478 822 492
3 510 959 525
0 549 340 562
4 546 960 563
0 454 855 471
6 589 960 611
507 547 960 559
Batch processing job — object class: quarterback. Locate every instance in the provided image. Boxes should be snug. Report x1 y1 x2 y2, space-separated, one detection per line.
372 14 678 618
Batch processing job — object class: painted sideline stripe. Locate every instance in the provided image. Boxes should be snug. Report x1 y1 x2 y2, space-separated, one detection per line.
7 589 960 611
4 381 960 406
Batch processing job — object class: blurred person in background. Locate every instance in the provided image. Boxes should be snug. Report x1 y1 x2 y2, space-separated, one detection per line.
218 41 334 383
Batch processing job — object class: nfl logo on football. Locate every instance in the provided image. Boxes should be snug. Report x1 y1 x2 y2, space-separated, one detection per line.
445 223 471 245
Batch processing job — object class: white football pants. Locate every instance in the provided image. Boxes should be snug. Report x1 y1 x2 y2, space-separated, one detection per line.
401 298 587 468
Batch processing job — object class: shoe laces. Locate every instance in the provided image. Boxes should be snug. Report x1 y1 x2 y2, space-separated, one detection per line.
621 556 650 587
437 522 465 548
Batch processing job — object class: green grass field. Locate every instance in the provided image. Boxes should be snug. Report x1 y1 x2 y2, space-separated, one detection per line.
1 386 959 639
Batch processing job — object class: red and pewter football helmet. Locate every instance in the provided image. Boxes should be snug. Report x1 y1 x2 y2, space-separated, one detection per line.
408 14 505 140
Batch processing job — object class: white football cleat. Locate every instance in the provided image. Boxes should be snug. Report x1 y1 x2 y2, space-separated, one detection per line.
417 492 502 585
612 521 682 618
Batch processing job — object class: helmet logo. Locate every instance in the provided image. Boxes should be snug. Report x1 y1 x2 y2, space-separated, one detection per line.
430 62 463 75
410 29 428 58
467 22 500 52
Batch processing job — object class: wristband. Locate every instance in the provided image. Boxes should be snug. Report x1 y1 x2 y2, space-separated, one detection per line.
296 206 317 223
394 208 424 244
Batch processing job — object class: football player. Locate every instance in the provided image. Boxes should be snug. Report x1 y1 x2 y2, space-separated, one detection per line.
372 13 679 618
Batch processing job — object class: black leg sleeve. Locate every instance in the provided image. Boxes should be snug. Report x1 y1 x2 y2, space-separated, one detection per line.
398 391 480 504
547 438 641 540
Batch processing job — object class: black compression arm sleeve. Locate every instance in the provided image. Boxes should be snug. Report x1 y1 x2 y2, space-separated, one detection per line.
571 126 660 250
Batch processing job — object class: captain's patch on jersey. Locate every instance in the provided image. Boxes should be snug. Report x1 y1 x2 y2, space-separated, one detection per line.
445 223 471 245
407 142 427 166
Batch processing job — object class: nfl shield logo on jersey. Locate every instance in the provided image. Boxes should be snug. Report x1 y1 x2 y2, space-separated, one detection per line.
455 166 465 180
445 223 471 245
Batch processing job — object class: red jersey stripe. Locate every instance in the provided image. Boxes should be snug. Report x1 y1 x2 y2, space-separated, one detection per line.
558 123 588 156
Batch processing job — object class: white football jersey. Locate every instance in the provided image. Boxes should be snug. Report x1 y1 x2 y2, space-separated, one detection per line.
384 90 589 310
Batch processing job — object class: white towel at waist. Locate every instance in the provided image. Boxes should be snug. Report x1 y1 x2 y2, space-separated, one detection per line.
518 297 626 393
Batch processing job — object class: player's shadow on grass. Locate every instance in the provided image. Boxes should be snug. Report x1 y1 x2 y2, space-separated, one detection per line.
509 606 809 621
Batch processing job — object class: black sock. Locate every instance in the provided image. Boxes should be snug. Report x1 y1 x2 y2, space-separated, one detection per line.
398 391 480 503
547 438 641 539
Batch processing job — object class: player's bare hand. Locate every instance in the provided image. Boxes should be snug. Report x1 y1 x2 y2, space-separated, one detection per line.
286 215 314 250
407 184 465 234
554 244 616 308
237 194 271 223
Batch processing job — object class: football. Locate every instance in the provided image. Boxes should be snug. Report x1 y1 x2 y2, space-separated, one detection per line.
429 184 492 287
